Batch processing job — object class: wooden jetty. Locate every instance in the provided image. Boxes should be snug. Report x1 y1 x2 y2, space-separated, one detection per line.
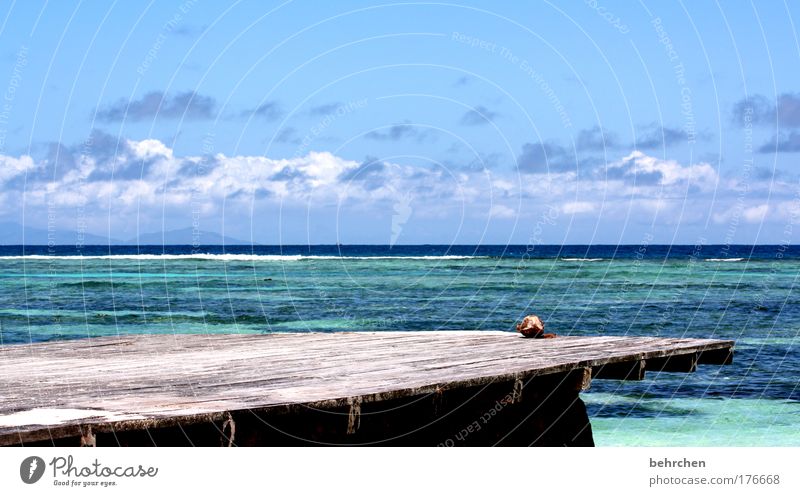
0 332 733 447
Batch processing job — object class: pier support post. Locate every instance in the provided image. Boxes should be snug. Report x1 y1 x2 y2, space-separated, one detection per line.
646 353 698 373
79 426 96 447
346 397 362 435
593 359 646 380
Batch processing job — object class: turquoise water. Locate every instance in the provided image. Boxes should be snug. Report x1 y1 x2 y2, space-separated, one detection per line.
589 396 800 446
0 245 798 446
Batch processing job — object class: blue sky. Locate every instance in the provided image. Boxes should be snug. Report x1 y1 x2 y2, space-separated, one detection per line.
0 0 799 244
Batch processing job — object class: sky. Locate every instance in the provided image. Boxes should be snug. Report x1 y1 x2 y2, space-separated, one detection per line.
0 0 799 245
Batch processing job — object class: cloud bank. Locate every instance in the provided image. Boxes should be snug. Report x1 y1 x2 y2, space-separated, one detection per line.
0 135 795 242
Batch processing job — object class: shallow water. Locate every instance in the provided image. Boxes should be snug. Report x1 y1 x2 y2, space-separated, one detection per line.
0 244 797 446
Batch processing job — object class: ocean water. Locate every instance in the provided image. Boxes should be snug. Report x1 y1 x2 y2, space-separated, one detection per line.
1 244 798 446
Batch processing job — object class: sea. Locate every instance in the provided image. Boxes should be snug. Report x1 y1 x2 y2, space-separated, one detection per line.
1 244 798 446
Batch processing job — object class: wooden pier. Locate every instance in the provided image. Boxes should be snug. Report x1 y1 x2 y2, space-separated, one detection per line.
0 332 733 447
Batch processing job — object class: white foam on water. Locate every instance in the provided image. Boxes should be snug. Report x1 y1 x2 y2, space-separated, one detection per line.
0 254 484 261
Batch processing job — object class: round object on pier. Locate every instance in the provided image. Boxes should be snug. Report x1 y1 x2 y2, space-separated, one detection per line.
516 314 556 338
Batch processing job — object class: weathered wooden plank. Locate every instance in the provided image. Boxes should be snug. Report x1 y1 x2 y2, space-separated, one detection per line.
0 332 733 445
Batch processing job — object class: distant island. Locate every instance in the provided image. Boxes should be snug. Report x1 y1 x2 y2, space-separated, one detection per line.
0 222 252 245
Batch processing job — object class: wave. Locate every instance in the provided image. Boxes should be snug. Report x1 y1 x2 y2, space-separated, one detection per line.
705 258 745 262
0 254 484 261
560 257 605 262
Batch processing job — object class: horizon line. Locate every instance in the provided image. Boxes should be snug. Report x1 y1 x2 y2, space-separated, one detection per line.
1 243 798 247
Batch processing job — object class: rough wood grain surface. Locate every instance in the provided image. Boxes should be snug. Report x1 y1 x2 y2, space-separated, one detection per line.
0 332 733 445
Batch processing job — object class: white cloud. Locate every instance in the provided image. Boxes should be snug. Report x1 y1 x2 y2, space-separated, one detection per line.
608 151 718 190
0 154 36 184
562 201 595 214
743 204 769 223
711 203 768 225
128 138 173 160
489 204 516 218
491 178 516 194
776 199 800 221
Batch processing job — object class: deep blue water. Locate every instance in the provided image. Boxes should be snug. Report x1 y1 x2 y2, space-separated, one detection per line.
1 244 797 446
2 243 800 259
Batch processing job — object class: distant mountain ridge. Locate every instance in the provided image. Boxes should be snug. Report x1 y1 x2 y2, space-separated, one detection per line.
0 222 119 245
0 222 252 245
130 228 251 245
